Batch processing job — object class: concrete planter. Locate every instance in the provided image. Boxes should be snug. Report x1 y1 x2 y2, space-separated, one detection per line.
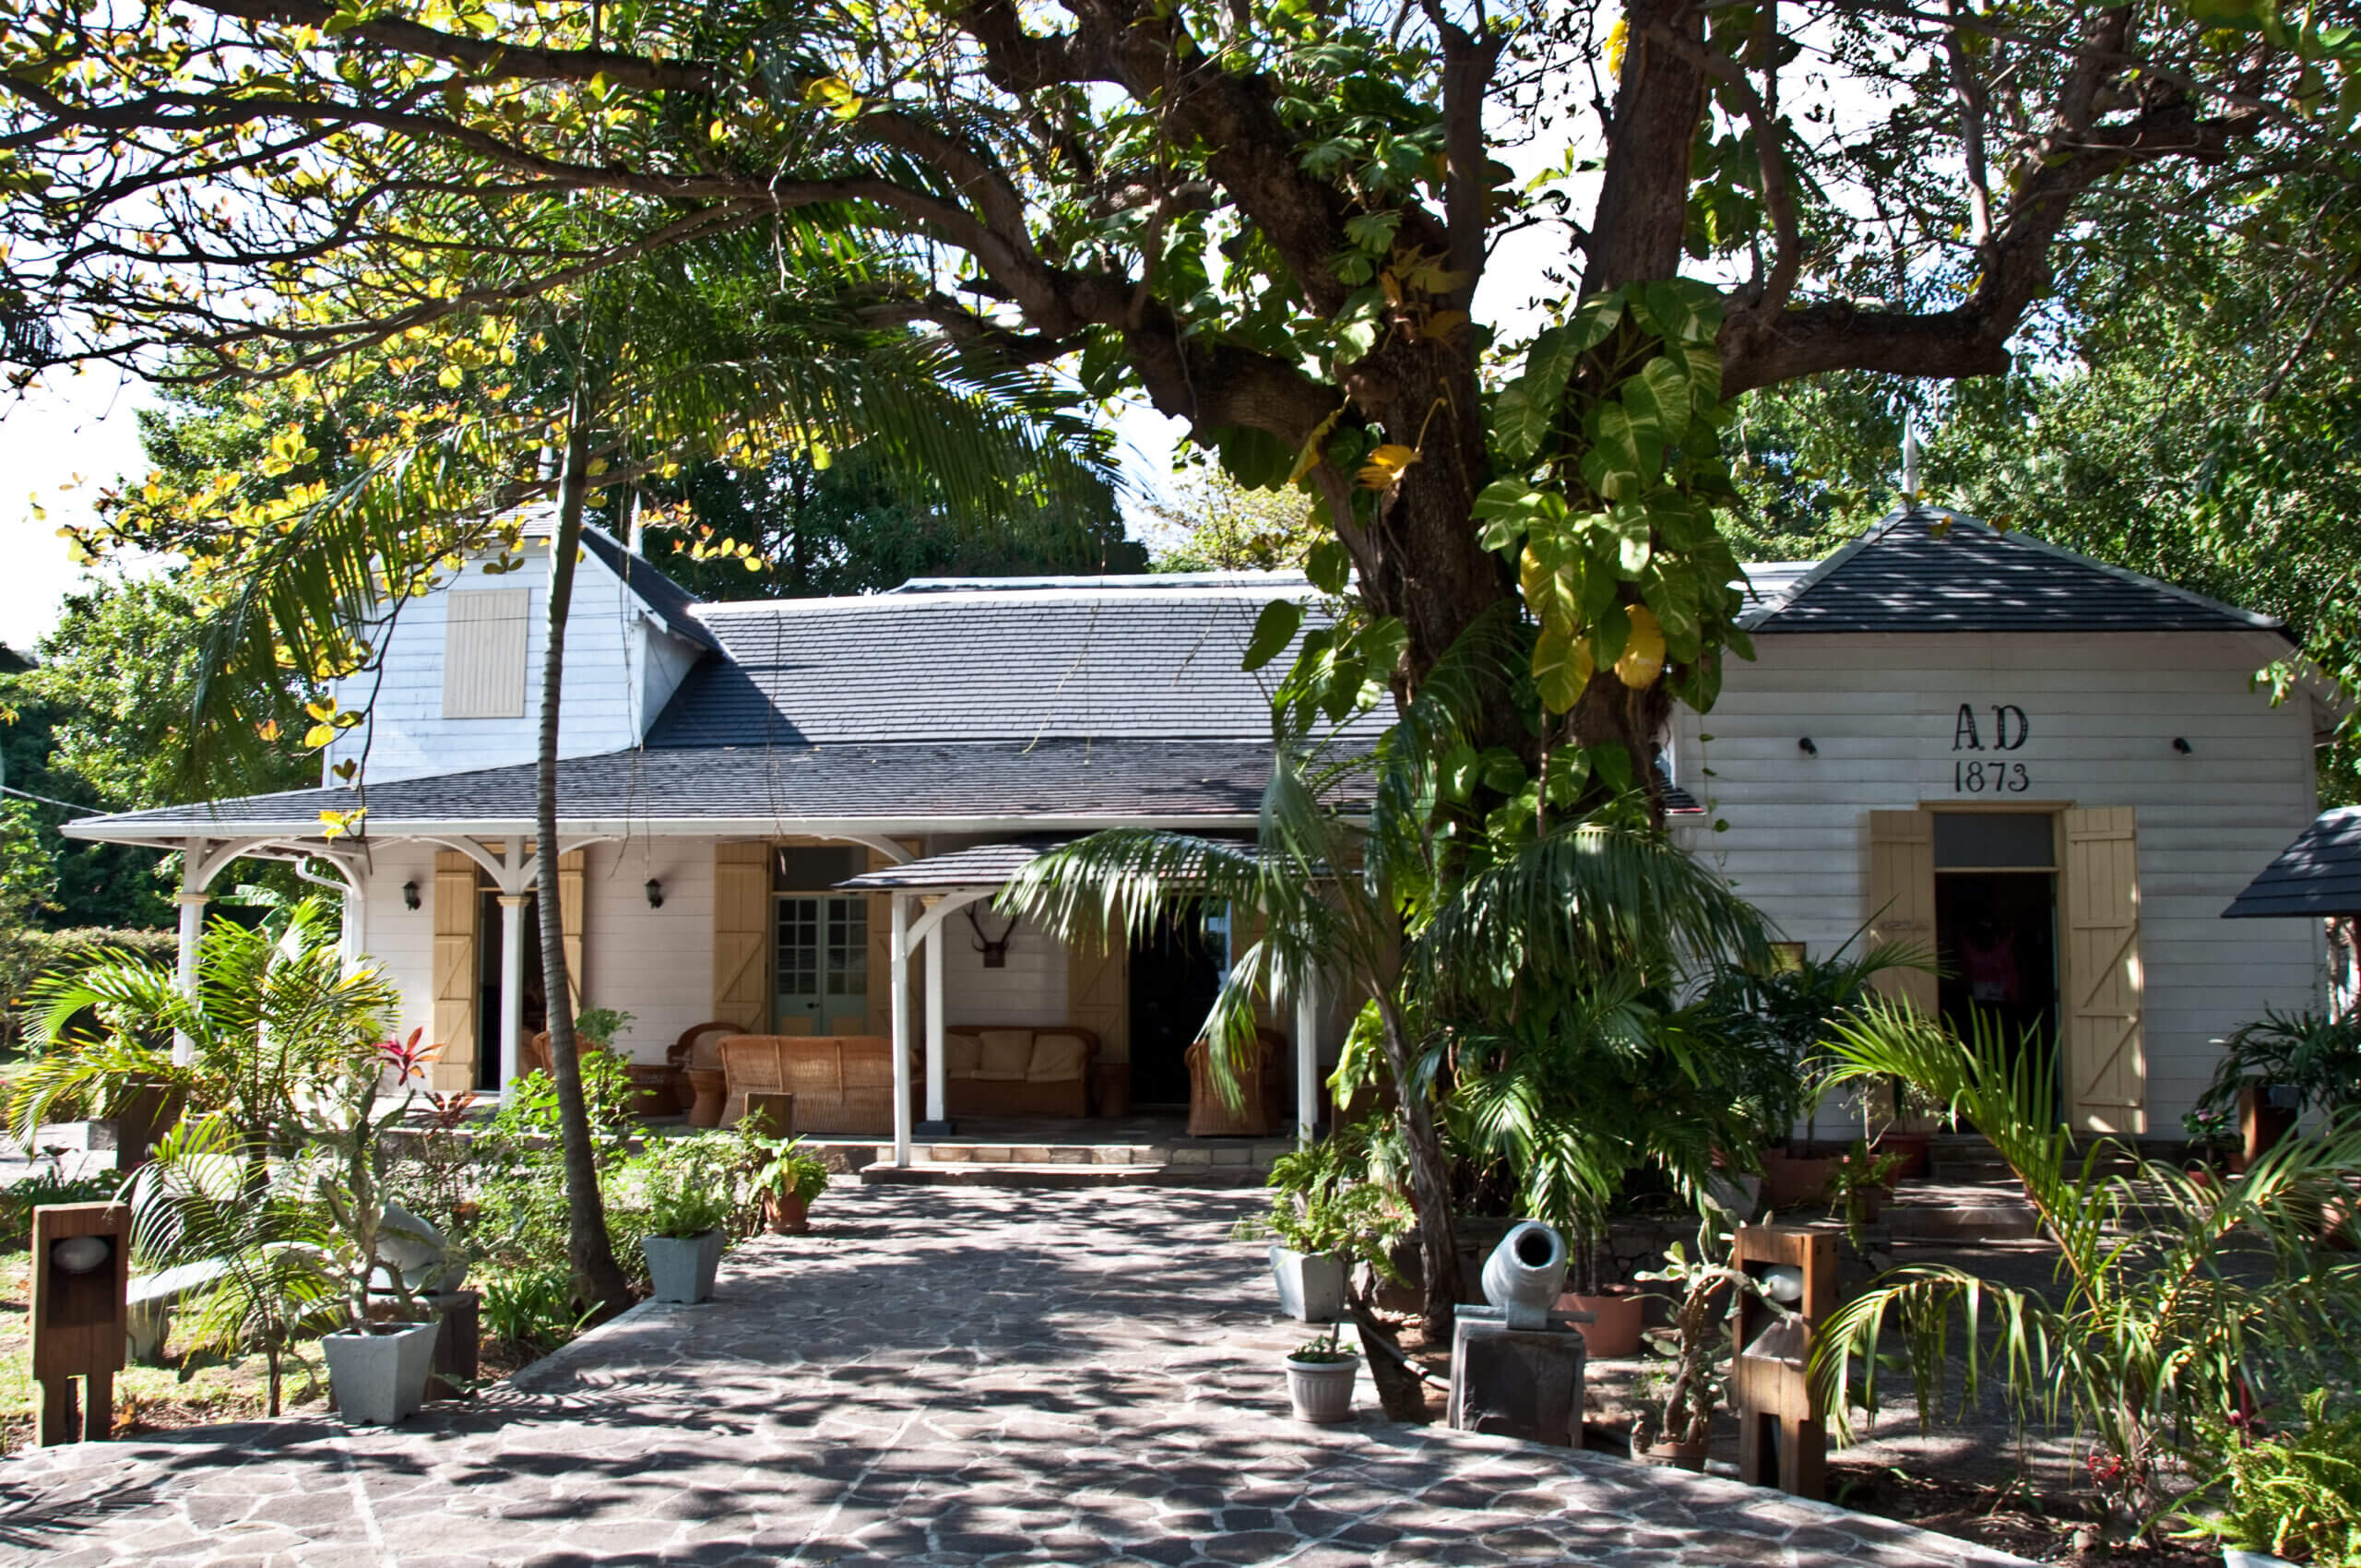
324 1320 440 1426
644 1229 724 1303
1283 1354 1358 1423
1268 1245 1347 1323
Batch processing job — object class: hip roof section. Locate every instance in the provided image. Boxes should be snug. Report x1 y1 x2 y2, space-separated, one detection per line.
651 575 1358 748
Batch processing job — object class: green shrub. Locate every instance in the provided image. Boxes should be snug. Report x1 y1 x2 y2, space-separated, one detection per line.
481 1268 594 1356
641 1159 733 1239
2188 1390 2361 1565
0 925 175 1054
0 1166 123 1249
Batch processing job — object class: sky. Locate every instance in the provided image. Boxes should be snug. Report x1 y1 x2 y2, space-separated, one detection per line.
0 367 157 653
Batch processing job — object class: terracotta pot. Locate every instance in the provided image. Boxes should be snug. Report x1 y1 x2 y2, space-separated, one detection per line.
1760 1150 1839 1208
2234 1085 2301 1175
1634 1436 1710 1472
764 1190 811 1235
1874 1132 1931 1180
1560 1290 1644 1358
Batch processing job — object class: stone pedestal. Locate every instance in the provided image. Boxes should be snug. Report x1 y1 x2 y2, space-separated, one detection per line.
425 1290 480 1401
1446 1306 1587 1448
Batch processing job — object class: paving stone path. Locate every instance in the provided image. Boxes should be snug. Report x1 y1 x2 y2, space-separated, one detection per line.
0 1185 2032 1567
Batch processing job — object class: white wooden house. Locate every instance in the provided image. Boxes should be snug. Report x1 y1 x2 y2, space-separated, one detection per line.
65 505 2337 1148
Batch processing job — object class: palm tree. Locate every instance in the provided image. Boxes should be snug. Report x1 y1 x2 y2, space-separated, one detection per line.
170 223 1120 1316
1003 625 1774 1334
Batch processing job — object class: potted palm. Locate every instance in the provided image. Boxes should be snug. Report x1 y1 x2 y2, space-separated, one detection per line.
1230 1126 1407 1323
1283 1323 1360 1423
749 1134 829 1234
315 1029 454 1425
641 1160 732 1303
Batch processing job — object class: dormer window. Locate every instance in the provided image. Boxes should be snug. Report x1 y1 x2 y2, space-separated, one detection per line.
442 589 529 719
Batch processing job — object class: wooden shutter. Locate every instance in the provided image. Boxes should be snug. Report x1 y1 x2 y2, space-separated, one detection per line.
430 851 478 1092
861 840 920 1039
2064 807 2146 1134
1866 810 1939 1013
1067 920 1128 1063
558 848 586 1015
441 588 529 718
713 840 770 1030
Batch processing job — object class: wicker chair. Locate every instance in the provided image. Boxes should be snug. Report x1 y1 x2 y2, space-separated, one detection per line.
670 1019 747 1128
1183 1026 1287 1137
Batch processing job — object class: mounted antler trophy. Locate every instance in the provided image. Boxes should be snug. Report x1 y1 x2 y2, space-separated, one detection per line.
966 907 1018 968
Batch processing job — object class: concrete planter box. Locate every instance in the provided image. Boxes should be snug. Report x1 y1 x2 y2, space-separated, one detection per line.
324 1321 440 1426
644 1230 724 1303
1284 1354 1358 1423
1268 1245 1346 1323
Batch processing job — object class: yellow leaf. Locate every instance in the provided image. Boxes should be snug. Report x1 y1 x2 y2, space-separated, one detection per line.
1421 311 1470 341
303 723 337 748
305 698 336 720
255 719 280 741
1357 444 1420 492
1615 603 1667 689
1606 15 1629 77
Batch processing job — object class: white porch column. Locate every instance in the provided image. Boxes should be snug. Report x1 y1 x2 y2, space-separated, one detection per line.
172 839 212 1066
497 893 529 1091
921 918 949 1132
1293 973 1321 1148
890 895 913 1166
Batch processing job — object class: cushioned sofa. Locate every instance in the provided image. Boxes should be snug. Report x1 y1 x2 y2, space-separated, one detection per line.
938 1025 1100 1117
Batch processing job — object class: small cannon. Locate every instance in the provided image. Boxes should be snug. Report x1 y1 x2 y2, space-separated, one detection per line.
1448 1219 1587 1448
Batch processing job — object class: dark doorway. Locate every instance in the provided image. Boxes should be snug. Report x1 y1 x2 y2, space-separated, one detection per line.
476 889 546 1090
1931 812 2059 1063
1128 909 1223 1108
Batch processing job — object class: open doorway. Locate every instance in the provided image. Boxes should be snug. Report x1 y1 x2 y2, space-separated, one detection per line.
1127 907 1226 1109
475 886 546 1090
1931 812 2059 1066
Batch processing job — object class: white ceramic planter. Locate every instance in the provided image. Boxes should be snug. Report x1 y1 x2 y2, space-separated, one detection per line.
1268 1245 1347 1323
1284 1355 1359 1423
323 1320 440 1426
644 1229 724 1303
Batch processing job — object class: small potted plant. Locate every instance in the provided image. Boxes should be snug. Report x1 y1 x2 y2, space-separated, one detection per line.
1231 1126 1406 1323
641 1160 733 1303
315 1029 451 1425
1283 1323 1360 1423
749 1134 829 1234
1825 1137 1907 1244
1630 1230 1756 1470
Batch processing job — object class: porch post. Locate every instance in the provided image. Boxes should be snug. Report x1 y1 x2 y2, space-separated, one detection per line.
172 839 211 1067
890 895 913 1166
919 917 951 1135
497 893 529 1091
1293 972 1320 1148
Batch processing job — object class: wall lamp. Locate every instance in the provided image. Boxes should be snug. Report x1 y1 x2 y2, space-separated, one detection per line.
2173 737 2194 754
1797 737 1819 755
401 880 421 910
645 878 665 909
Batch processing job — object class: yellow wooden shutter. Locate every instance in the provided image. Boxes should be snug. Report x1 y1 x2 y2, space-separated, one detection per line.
861 839 921 1039
1866 809 1939 1013
558 848 586 1015
430 851 478 1092
713 840 770 1030
1067 919 1128 1063
2063 806 2146 1134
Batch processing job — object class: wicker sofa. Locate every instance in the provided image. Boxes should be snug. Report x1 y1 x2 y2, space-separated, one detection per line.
937 1025 1100 1118
718 1034 899 1134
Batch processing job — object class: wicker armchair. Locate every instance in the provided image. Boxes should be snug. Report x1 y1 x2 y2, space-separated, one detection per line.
671 1019 746 1128
1183 1026 1287 1137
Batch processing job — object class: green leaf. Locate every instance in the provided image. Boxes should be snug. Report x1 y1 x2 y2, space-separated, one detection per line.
1213 424 1294 491
1520 536 1585 636
1543 746 1592 805
1531 628 1594 713
1473 479 1564 552
1305 537 1351 595
1591 741 1635 794
1242 598 1305 671
1356 614 1408 682
1567 293 1626 352
1622 356 1692 446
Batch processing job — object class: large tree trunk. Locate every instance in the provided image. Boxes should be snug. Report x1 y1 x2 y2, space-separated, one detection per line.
1377 997 1462 1337
538 387 635 1320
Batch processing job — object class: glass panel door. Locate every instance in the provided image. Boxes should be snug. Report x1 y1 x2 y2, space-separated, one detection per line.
776 896 868 1035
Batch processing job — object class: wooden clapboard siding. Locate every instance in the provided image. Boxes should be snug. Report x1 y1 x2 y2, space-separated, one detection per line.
2063 807 2146 1134
430 851 478 1092
713 841 770 1031
323 541 701 785
1676 629 2320 1131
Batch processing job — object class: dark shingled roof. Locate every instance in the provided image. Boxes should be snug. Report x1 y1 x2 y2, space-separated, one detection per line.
1745 508 2288 637
837 836 1080 890
648 585 1362 748
67 742 1299 840
2224 808 2361 919
579 526 720 653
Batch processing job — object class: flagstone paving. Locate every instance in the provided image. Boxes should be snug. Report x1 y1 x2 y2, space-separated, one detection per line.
0 1185 2033 1567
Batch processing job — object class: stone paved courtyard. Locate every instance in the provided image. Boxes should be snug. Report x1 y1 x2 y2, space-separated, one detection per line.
0 1185 2032 1566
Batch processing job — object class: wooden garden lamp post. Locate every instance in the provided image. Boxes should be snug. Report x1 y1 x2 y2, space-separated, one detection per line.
30 1202 132 1444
